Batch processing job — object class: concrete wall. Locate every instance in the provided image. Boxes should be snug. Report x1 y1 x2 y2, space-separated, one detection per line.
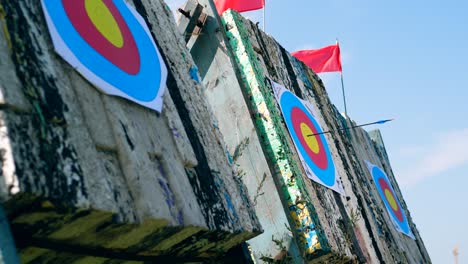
211 9 431 263
175 0 304 262
0 0 431 262
0 0 260 262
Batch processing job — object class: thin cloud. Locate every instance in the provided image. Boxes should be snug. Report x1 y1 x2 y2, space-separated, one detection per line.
396 128 468 187
396 145 426 158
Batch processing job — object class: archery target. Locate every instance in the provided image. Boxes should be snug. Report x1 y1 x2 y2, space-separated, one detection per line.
41 0 167 112
272 81 344 194
365 161 415 239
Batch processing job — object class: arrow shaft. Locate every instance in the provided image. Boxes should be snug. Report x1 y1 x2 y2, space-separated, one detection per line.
307 120 392 137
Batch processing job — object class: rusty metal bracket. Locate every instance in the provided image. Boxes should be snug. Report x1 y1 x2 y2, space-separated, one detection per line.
177 0 207 44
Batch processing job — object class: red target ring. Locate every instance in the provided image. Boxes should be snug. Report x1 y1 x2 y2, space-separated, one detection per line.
291 107 328 169
378 178 404 222
62 0 140 74
366 161 414 238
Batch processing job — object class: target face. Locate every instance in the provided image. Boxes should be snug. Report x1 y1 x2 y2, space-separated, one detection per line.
365 161 415 239
272 81 344 194
41 0 167 112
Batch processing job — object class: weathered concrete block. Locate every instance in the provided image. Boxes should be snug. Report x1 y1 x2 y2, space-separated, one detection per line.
215 9 430 263
179 2 304 262
0 0 260 262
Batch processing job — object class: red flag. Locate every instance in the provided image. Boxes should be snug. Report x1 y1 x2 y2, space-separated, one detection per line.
292 44 342 73
214 0 264 14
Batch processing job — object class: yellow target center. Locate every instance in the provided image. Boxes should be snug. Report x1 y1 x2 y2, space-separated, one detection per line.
384 189 398 211
300 123 320 154
85 0 124 48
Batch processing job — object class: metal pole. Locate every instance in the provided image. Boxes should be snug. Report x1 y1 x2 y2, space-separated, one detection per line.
336 39 347 117
340 72 348 118
453 246 459 264
263 0 266 31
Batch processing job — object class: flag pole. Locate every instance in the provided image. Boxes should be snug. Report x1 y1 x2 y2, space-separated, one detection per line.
337 39 348 118
340 72 347 117
263 0 266 31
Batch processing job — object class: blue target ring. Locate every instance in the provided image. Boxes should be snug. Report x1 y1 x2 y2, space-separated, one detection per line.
280 90 335 187
42 0 167 110
370 163 413 238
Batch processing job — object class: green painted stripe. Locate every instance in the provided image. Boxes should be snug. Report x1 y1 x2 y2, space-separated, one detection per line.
221 10 330 257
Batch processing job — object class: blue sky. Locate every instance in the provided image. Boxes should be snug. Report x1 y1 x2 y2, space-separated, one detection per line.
166 1 467 263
